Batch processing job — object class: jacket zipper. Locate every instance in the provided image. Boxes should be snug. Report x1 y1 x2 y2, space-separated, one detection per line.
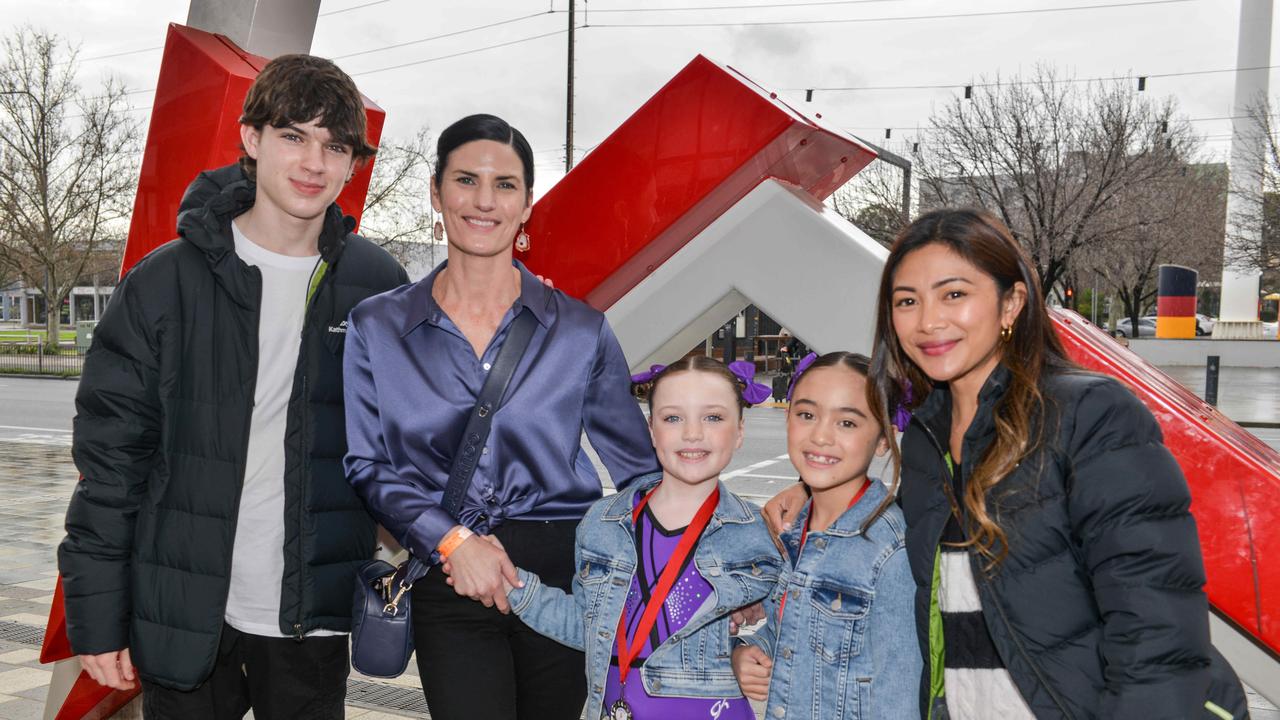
912 416 1075 719
295 372 308 640
291 260 329 640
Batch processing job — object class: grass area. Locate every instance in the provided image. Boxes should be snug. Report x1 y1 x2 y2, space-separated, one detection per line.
0 366 80 377
0 329 77 342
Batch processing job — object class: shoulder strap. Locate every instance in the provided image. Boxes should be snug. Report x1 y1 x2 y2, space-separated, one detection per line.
441 308 539 519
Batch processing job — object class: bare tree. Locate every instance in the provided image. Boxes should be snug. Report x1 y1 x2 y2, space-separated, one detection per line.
914 66 1198 297
358 125 441 274
1076 161 1225 334
0 26 139 349
1221 97 1280 291
828 156 909 247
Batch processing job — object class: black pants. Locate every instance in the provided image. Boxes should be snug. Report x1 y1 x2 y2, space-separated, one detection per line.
412 519 586 720
141 623 348 720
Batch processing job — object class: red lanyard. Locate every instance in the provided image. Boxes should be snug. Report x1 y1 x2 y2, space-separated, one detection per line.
615 484 720 685
777 479 873 620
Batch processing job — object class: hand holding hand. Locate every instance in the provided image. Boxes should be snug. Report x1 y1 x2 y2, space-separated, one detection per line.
442 532 520 613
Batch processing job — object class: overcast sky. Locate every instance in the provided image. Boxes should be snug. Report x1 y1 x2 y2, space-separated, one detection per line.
0 0 1270 192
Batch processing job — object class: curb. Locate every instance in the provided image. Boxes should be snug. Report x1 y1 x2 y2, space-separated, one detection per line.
0 373 80 381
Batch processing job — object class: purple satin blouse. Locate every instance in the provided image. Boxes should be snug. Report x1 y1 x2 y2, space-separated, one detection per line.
342 260 659 561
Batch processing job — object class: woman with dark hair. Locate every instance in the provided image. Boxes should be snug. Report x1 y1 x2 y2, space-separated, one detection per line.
877 209 1245 719
342 114 659 719
767 208 1245 718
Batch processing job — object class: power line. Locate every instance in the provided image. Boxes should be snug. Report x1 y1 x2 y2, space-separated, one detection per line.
332 12 553 60
588 0 1192 29
583 0 908 12
1147 63 1280 80
789 64 1280 94
75 0 405 64
319 0 393 16
348 29 568 77
76 46 162 63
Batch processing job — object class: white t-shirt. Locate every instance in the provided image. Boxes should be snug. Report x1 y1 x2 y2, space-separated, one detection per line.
224 221 338 638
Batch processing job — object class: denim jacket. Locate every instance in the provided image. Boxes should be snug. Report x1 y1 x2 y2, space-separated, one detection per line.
741 479 922 720
509 473 783 720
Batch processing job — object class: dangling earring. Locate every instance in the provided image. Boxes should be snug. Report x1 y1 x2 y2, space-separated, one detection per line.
515 225 531 252
1000 325 1013 343
433 220 445 242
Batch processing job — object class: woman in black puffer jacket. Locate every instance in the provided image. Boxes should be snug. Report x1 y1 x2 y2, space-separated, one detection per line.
866 209 1246 719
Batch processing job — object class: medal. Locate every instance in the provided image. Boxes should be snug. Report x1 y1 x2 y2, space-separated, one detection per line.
605 698 634 720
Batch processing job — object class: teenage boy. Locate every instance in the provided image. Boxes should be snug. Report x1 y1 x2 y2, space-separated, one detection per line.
58 54 408 718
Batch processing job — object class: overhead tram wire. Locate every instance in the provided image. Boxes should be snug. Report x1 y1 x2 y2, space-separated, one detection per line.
588 0 1193 29
70 0 1186 68
348 28 570 77
792 63 1280 93
582 0 913 12
331 12 554 60
72 0 420 66
319 0 393 16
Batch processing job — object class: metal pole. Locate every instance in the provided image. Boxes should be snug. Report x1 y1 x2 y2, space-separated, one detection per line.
858 139 912 219
1206 355 1221 406
565 0 576 173
900 164 912 219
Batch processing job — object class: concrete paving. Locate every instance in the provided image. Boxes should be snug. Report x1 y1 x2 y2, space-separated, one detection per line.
0 370 1275 719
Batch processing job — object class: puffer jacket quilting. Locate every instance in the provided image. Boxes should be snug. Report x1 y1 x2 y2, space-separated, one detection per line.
899 366 1247 719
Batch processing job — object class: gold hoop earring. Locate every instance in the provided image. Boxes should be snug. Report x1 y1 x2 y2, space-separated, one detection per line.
433 220 445 242
1000 325 1013 343
515 225 531 252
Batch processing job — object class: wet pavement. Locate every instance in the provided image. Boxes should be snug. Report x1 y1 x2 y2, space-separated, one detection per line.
1160 366 1280 425
0 370 1275 718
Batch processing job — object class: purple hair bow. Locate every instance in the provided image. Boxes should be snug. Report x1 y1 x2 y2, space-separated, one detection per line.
892 380 914 432
727 361 773 405
630 364 666 384
785 352 818 402
630 361 772 405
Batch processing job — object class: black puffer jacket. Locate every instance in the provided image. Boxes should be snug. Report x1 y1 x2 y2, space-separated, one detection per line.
59 166 408 690
900 366 1246 719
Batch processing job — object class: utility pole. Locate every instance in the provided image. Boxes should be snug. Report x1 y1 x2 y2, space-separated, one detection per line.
565 0 576 172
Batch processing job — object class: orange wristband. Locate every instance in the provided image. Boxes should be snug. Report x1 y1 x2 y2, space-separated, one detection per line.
437 526 474 559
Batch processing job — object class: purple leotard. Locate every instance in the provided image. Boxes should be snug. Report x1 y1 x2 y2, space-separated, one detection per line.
600 498 756 720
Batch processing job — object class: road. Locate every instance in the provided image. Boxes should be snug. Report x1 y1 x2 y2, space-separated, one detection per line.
0 377 76 445
0 370 1276 499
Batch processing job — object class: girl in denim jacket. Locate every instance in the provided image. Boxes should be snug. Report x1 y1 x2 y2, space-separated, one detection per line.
732 352 921 719
498 355 782 719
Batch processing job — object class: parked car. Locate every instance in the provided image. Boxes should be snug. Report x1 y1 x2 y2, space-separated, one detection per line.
1114 317 1158 338
1137 315 1215 336
1197 314 1216 336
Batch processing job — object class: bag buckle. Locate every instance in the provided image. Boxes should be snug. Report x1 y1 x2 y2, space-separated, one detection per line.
383 580 412 615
